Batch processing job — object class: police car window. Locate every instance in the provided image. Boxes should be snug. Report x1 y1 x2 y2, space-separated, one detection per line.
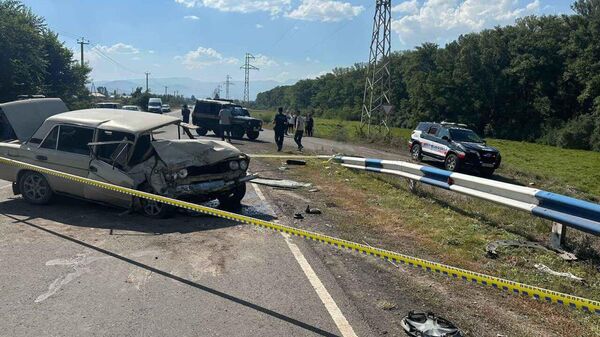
40 126 59 149
57 125 94 155
428 126 438 135
437 128 450 139
449 129 483 143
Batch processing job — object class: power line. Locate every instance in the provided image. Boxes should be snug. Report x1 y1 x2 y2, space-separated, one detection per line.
77 37 90 66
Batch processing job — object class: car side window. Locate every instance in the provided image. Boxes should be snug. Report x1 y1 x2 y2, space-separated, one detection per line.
428 126 438 135
40 126 59 149
57 125 94 155
96 130 135 163
437 128 450 140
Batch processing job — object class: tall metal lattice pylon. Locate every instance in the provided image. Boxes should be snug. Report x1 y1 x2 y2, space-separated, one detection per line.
225 74 234 99
241 53 259 103
360 0 392 135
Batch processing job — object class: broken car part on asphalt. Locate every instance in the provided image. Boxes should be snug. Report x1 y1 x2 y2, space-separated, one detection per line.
305 205 322 214
286 159 306 166
252 178 311 189
400 311 462 337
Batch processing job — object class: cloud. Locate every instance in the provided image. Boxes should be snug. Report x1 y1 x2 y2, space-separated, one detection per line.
392 0 418 15
253 54 278 67
392 0 541 47
148 50 155 54
286 0 364 22
256 23 263 28
184 15 200 20
175 46 238 69
96 42 139 54
305 56 319 63
175 0 291 15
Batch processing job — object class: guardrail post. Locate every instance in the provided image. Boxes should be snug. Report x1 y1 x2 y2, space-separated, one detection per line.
550 222 566 250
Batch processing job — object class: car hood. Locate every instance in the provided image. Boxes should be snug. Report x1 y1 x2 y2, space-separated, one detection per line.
457 141 498 152
151 139 242 170
0 98 68 142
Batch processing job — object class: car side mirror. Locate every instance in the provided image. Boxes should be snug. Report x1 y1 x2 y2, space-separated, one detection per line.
442 136 450 142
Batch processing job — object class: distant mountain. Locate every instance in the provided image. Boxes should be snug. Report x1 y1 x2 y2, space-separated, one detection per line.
94 77 297 100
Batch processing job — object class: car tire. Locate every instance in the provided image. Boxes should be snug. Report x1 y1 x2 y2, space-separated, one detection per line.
218 183 246 209
411 143 422 162
196 127 208 136
138 184 175 218
20 171 53 205
247 131 260 140
444 153 460 172
231 126 245 139
480 168 495 177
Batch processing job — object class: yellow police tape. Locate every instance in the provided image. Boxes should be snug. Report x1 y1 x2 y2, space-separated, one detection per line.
1 155 598 314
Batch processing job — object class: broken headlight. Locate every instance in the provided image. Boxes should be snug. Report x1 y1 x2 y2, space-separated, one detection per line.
177 168 188 179
228 160 240 170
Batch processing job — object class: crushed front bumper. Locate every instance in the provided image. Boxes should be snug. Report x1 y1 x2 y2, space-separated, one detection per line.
174 174 257 197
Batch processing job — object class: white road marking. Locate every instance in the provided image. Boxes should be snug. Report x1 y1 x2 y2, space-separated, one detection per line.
0 184 12 190
250 183 358 337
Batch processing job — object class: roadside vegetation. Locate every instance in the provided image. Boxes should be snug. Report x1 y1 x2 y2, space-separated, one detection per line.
255 0 600 152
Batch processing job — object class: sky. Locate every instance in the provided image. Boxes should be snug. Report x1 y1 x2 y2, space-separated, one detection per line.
22 0 574 85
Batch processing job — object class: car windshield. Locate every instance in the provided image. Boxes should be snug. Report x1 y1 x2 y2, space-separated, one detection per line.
449 129 483 143
148 102 161 106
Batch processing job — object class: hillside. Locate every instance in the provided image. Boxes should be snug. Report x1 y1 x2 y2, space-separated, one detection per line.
255 1 600 152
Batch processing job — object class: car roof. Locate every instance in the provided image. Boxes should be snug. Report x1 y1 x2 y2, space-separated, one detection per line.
46 109 180 133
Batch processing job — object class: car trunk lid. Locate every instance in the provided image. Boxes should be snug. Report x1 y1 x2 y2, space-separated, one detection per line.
0 98 69 142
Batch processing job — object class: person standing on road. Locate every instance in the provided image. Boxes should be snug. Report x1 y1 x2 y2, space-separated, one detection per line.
218 106 232 142
273 107 287 152
306 113 314 137
181 104 190 124
294 110 306 151
287 111 294 134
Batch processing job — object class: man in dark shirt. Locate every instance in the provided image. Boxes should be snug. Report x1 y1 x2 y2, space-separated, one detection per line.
181 104 190 124
273 107 287 151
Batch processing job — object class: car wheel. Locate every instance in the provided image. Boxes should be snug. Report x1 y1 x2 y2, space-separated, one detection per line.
247 131 260 140
411 143 422 162
138 185 175 218
218 183 246 209
231 126 245 139
444 153 460 172
480 168 495 177
196 127 208 136
20 171 53 205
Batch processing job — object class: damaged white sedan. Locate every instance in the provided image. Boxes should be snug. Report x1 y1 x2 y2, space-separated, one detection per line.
0 98 254 217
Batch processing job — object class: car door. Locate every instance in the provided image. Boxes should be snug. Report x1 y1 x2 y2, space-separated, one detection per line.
83 129 136 207
34 124 94 197
420 125 440 158
435 127 451 158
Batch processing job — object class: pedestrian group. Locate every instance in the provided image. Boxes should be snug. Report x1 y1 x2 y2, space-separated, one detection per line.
273 107 314 152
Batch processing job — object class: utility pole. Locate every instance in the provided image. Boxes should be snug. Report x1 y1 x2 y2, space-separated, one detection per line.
360 0 392 136
145 72 150 92
225 75 234 99
240 53 259 103
77 37 90 66
164 86 168 96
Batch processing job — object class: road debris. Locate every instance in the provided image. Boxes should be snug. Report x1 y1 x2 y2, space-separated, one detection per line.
400 311 462 337
294 213 304 220
286 159 306 165
534 264 584 282
308 188 320 192
253 178 311 189
486 240 577 261
305 205 322 214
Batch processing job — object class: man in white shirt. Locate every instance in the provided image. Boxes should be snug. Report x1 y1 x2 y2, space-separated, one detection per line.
218 107 232 142
294 110 306 151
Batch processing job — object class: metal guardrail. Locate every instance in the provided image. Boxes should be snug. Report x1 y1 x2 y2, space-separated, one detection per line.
334 156 600 238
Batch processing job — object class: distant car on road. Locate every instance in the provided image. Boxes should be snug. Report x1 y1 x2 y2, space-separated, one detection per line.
408 122 501 176
161 104 171 113
0 98 254 217
95 102 121 109
122 105 141 111
192 99 262 140
147 98 163 113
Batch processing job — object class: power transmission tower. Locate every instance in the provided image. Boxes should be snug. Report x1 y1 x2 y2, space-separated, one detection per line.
77 37 90 66
225 75 234 99
240 53 259 103
213 85 222 99
360 0 392 136
145 72 150 92
164 86 168 95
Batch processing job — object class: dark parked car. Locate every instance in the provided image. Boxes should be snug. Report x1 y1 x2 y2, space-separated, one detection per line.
192 99 262 140
408 122 501 176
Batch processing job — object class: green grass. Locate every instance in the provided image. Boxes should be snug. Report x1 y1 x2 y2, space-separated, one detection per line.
251 109 600 200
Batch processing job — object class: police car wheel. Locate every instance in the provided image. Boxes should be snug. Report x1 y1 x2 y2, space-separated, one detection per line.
411 143 422 161
444 154 460 172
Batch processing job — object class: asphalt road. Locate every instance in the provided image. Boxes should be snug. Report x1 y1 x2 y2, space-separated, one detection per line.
0 115 373 337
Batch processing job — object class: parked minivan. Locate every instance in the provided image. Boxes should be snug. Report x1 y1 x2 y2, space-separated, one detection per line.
147 98 163 113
